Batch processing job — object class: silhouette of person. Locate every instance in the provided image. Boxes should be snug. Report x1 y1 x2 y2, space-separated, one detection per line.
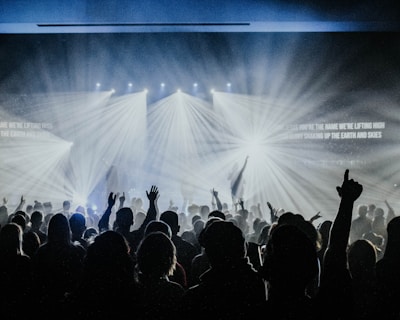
32 213 86 318
182 220 266 319
136 231 185 319
228 156 249 207
65 230 139 320
0 222 33 318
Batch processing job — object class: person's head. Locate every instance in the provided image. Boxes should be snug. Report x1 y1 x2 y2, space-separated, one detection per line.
47 213 71 244
33 200 44 212
144 220 172 238
84 230 134 279
134 198 143 210
136 231 177 278
23 231 41 257
43 202 53 214
133 211 146 227
367 204 376 215
263 223 319 291
25 204 34 215
357 204 368 217
383 216 400 258
69 212 87 236
199 220 246 267
160 210 180 235
347 239 377 279
83 227 98 244
75 205 86 215
30 210 43 227
200 205 210 220
191 214 202 226
115 207 134 230
208 210 226 221
374 207 385 217
11 213 27 231
0 222 24 255
63 200 71 211
193 219 205 238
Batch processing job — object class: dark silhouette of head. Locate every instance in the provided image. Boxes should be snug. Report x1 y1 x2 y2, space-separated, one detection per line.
263 223 319 291
160 210 180 235
144 220 172 238
11 213 27 231
0 222 24 255
69 212 87 236
136 231 177 278
47 213 72 244
115 207 134 231
347 239 377 279
199 220 246 267
208 210 226 221
84 230 133 277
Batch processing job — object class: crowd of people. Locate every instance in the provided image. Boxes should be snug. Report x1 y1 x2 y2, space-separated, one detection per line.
0 169 399 319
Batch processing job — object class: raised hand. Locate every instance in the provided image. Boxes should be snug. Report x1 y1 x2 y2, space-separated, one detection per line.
336 169 363 202
310 211 322 223
108 192 117 207
146 185 159 201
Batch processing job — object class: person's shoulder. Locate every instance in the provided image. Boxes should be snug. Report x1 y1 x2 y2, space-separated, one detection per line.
175 235 197 248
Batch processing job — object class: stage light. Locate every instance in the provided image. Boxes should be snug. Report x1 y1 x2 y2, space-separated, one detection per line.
210 88 215 94
193 83 198 87
111 88 116 94
177 89 181 93
128 83 133 87
96 83 101 87
227 83 231 87
161 83 165 88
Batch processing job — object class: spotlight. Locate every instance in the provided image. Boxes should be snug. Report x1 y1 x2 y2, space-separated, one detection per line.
128 83 133 87
177 89 181 93
161 83 165 88
210 88 215 94
227 82 231 87
96 83 101 87
111 88 116 94
193 83 198 87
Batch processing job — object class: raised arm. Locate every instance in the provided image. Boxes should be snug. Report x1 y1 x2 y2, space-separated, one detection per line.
212 188 223 211
231 156 249 200
317 169 363 318
135 185 160 237
118 192 126 210
267 201 278 224
98 192 117 233
326 169 363 258
309 211 322 224
13 195 26 213
384 199 396 224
